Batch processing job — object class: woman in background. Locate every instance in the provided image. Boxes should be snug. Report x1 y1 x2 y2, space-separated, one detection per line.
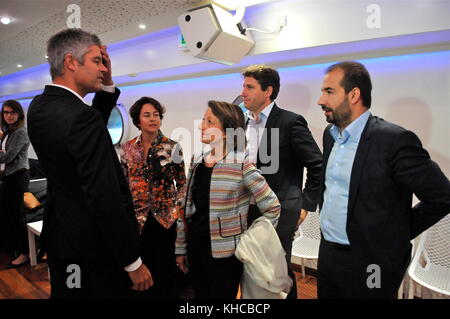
120 97 186 298
0 100 30 268
175 100 280 299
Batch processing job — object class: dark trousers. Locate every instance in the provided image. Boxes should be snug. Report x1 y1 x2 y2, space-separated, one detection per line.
317 238 398 299
248 202 298 299
132 215 178 299
47 254 133 299
187 236 243 299
0 169 29 255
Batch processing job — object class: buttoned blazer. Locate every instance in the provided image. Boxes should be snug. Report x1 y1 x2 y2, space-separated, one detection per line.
255 104 323 211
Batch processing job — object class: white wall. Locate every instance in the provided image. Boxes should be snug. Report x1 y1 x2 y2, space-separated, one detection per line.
92 51 449 176
247 0 450 54
22 50 450 179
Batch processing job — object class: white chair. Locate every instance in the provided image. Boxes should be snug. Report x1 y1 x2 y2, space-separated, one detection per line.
397 238 418 299
27 220 43 266
408 214 450 298
291 210 321 278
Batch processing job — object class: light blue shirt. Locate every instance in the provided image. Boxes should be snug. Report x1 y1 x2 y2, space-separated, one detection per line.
320 111 371 244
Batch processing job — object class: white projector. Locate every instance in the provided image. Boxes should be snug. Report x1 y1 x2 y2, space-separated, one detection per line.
178 3 255 65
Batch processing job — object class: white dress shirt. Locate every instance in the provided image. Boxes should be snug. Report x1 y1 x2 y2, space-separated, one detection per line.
245 101 275 164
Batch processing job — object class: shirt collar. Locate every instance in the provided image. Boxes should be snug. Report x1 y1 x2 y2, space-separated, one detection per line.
48 84 86 104
136 130 164 146
330 110 371 143
247 101 275 123
260 101 275 120
135 135 142 145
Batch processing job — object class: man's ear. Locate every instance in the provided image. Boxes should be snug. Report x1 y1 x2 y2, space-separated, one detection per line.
265 85 273 99
349 87 361 104
64 53 78 72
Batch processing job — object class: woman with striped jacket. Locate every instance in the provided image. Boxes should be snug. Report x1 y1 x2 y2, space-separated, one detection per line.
175 100 280 299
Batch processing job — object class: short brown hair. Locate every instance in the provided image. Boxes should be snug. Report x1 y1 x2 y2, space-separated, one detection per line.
1 99 25 131
129 97 166 130
242 64 280 101
208 100 246 152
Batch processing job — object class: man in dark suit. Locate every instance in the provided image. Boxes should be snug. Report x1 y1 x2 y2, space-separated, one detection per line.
317 61 450 298
27 28 152 298
241 65 323 299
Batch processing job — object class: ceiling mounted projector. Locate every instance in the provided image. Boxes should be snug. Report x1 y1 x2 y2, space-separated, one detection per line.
178 3 255 65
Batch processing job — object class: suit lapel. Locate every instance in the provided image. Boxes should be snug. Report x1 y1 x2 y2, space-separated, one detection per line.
257 103 280 168
319 125 334 209
346 115 375 226
322 125 334 174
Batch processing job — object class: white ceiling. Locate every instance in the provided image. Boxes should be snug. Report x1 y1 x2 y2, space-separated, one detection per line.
1 0 448 100
0 0 204 76
0 0 76 42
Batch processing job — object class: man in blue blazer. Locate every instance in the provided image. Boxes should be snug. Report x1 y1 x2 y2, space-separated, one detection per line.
317 61 450 298
27 29 152 298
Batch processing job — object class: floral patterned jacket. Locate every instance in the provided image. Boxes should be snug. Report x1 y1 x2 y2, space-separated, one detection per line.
120 131 186 232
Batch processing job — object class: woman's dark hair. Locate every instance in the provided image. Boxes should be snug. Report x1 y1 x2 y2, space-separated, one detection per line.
208 100 246 152
1 99 25 132
129 96 166 130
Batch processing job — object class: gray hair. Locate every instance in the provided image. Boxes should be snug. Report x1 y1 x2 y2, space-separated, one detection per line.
47 28 102 79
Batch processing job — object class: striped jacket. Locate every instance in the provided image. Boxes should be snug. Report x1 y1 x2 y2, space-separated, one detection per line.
175 151 280 258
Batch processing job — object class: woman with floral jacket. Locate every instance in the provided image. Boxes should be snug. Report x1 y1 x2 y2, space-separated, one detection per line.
120 97 186 298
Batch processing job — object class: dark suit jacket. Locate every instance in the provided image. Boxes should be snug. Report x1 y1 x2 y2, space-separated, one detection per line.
320 115 450 287
254 104 322 245
27 85 140 268
257 104 322 207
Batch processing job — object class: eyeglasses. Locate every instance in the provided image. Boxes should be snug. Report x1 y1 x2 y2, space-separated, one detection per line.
2 110 18 115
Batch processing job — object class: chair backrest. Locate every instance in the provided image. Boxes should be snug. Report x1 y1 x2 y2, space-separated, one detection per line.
421 214 450 269
299 210 321 240
408 214 450 295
